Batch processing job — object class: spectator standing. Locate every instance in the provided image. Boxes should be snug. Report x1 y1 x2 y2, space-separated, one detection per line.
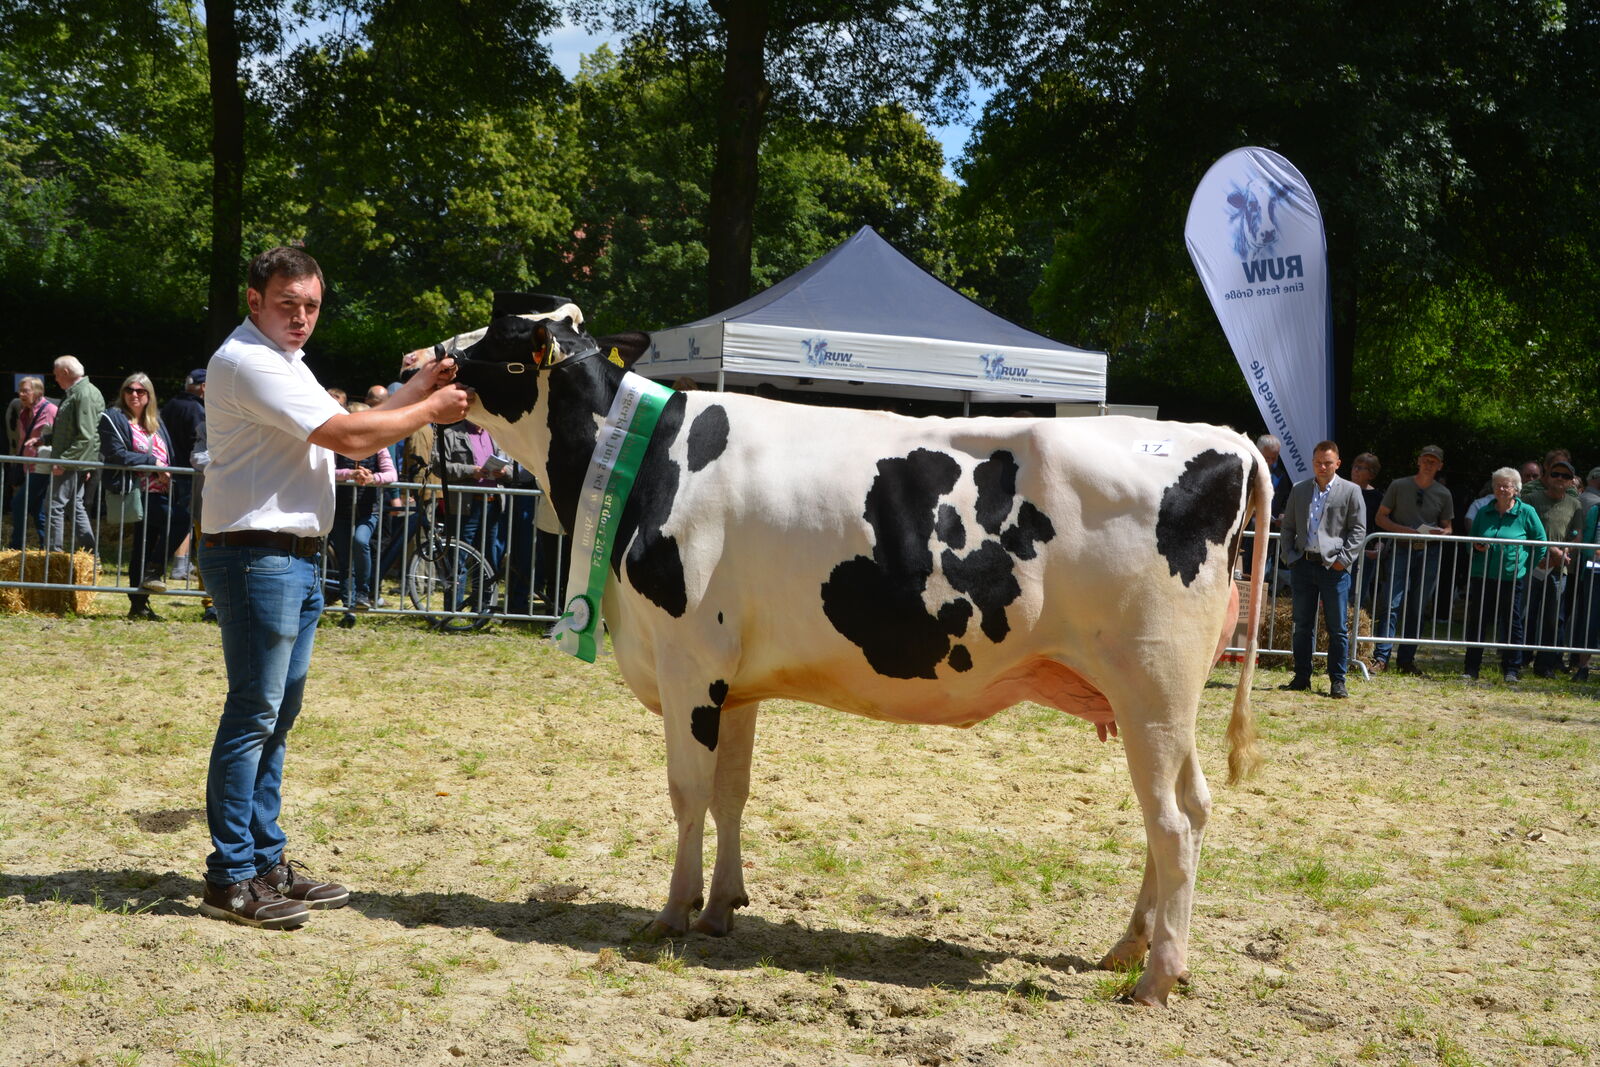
1462 468 1546 683
438 418 511 606
1277 441 1366 699
160 369 207 580
1372 444 1455 675
1581 467 1600 515
98 372 179 620
8 377 56 549
195 246 468 929
46 356 105 555
1521 456 1584 676
329 400 397 624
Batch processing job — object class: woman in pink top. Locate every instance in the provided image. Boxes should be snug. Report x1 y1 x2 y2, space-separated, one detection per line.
9 376 56 549
98 372 178 620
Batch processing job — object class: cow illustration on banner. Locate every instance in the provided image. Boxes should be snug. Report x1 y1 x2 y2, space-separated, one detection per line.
1185 147 1331 481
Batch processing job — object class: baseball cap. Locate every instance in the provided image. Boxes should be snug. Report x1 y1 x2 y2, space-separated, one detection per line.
1548 458 1576 474
1418 444 1444 461
1588 466 1600 481
186 368 207 385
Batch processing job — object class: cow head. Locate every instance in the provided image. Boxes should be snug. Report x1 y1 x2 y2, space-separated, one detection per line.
1226 177 1288 259
446 295 652 531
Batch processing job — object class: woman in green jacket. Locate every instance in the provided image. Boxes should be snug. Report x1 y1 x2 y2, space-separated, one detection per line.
1464 467 1547 682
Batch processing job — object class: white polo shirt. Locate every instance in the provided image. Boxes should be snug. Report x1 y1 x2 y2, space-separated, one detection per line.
201 317 348 536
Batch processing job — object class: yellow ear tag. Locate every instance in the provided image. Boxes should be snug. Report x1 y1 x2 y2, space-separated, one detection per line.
607 346 624 368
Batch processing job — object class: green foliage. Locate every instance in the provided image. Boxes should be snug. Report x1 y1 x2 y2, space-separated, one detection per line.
946 0 1600 466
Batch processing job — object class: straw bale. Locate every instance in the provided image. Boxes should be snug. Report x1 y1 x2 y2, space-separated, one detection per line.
0 550 98 615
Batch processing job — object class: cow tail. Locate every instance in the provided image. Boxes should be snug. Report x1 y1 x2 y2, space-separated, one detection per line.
1227 448 1270 785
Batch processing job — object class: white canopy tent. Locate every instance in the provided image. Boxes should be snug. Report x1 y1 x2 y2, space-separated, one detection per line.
635 227 1110 412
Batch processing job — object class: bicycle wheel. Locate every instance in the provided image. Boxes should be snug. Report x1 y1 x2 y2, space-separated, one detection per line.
405 537 498 632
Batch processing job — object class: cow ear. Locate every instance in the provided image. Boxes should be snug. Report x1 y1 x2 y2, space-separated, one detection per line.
594 331 651 370
1226 191 1246 209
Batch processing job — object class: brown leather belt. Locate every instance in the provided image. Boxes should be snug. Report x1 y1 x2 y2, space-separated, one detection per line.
202 531 325 558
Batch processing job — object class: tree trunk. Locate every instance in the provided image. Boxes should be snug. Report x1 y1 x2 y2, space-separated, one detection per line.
705 0 770 314
204 0 246 348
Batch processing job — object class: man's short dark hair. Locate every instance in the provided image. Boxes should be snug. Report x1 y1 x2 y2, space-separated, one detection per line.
248 246 323 293
1313 440 1339 455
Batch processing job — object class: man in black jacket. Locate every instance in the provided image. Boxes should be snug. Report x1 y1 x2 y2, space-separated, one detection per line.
160 369 206 579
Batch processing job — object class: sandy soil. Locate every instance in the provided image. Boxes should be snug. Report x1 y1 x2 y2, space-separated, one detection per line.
1 614 1597 1066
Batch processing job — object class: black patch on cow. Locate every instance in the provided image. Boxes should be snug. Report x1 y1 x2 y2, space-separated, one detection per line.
999 502 1055 560
612 391 690 617
942 542 1022 642
937 598 973 636
820 450 963 679
1155 449 1246 587
686 404 730 472
822 447 1059 679
540 358 612 532
973 451 1020 535
457 317 546 425
717 611 724 624
935 504 966 549
691 707 720 750
690 680 728 751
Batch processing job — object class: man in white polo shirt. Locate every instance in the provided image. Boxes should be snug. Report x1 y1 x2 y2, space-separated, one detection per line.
196 246 470 929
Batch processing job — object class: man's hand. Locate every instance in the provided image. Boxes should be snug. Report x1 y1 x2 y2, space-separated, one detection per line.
387 353 459 408
423 383 471 425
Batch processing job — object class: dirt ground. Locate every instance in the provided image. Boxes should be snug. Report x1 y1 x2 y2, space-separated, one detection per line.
1 613 1597 1066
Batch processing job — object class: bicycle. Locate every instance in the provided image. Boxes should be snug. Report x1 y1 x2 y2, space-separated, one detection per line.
402 516 498 632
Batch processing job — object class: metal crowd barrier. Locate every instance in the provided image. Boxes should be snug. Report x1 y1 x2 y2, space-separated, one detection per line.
0 453 567 627
1226 527 1600 679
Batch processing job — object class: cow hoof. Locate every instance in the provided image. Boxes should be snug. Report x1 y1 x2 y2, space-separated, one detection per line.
1098 940 1147 972
640 919 685 942
1132 974 1177 1007
690 914 732 937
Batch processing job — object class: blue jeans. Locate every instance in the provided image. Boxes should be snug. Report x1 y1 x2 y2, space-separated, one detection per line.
1374 544 1443 666
197 543 324 886
331 507 379 605
1290 558 1353 683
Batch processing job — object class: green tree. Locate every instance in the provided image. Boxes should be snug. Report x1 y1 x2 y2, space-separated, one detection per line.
571 1 967 313
561 43 958 334
0 0 214 371
949 0 1600 464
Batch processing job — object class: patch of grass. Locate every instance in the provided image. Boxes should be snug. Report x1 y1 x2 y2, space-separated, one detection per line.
175 1046 233 1067
1089 961 1142 1002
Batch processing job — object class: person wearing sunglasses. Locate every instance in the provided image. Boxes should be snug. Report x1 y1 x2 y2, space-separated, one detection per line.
1371 445 1454 675
98 372 180 620
1520 455 1586 677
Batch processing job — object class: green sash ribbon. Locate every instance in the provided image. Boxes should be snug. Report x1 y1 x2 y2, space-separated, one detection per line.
548 371 675 661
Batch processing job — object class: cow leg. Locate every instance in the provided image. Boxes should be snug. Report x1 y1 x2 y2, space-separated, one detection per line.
692 702 757 936
647 698 720 938
1105 717 1211 1007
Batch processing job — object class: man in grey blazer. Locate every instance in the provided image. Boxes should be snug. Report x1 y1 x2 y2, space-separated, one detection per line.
1278 440 1367 698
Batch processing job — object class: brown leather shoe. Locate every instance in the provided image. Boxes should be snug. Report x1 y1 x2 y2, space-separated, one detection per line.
261 859 350 910
200 876 309 929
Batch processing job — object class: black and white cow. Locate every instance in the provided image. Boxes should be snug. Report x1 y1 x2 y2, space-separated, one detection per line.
445 301 1268 1007
1227 176 1288 260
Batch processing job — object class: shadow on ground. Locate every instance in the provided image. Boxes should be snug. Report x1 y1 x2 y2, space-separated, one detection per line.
0 866 1104 997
